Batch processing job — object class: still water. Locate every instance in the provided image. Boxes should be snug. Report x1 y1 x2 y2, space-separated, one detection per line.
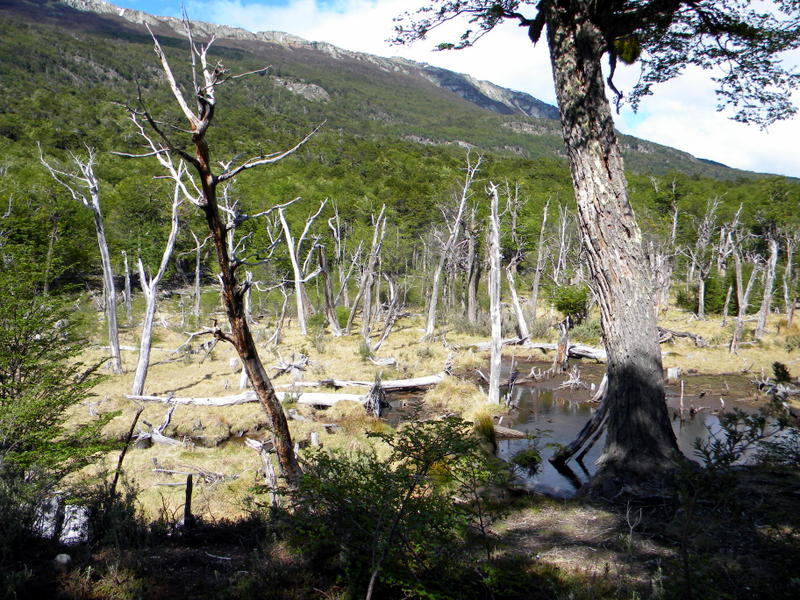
494 364 755 498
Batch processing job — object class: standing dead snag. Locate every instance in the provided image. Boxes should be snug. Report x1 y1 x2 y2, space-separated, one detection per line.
39 147 123 374
131 176 183 397
486 183 503 405
122 23 320 486
422 152 481 340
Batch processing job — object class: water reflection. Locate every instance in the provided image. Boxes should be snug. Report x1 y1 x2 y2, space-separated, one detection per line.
497 384 736 498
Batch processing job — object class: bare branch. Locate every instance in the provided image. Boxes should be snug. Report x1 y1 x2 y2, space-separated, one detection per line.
216 122 325 183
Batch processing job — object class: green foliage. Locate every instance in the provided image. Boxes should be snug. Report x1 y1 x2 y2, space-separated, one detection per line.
473 413 497 450
550 285 589 325
335 305 350 330
772 361 792 383
570 317 602 344
510 446 542 476
0 250 106 477
693 398 790 470
290 415 496 596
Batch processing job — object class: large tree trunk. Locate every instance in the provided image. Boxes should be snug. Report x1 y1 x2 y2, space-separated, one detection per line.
545 7 681 484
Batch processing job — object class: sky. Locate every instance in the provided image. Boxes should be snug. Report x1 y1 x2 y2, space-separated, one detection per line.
102 0 800 178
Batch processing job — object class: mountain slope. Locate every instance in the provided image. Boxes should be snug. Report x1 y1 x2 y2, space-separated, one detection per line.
0 0 761 180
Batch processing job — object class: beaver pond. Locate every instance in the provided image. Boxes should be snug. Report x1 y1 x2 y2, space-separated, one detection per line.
489 361 765 497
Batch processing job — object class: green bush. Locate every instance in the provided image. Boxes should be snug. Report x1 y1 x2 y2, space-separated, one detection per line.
551 285 589 325
289 416 497 596
511 447 542 476
571 317 602 344
335 305 350 330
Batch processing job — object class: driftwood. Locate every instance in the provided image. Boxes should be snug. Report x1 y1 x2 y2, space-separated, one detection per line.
128 391 366 407
494 424 528 439
135 402 181 447
657 327 707 347
523 341 608 362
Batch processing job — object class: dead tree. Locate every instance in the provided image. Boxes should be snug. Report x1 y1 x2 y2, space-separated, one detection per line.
120 23 317 486
486 183 503 404
278 200 326 335
182 230 210 319
684 198 720 319
755 231 779 339
503 182 530 340
782 229 799 327
464 205 482 323
530 197 550 320
423 153 481 339
730 251 763 354
345 205 386 346
40 147 122 374
131 178 183 396
121 250 133 324
317 244 344 336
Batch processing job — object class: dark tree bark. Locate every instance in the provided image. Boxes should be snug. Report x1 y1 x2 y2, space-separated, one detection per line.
543 4 681 483
123 25 311 486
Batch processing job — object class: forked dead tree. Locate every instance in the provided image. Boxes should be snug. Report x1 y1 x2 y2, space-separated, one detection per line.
278 200 326 335
120 22 320 485
40 147 123 374
530 197 550 320
422 153 481 340
131 178 182 396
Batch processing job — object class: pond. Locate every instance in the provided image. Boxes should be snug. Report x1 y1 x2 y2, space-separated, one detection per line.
493 361 761 498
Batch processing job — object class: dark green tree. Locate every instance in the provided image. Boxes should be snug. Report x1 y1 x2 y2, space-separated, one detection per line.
395 1 800 491
0 249 104 476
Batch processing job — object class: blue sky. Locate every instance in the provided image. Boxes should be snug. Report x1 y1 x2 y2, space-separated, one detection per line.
97 0 800 177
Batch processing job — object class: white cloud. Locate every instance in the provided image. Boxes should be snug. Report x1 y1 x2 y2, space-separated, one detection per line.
170 1 800 177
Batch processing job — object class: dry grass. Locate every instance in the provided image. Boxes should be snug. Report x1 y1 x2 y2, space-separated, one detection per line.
67 298 800 520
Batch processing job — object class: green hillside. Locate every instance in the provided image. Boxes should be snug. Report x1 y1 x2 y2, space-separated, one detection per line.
0 0 798 288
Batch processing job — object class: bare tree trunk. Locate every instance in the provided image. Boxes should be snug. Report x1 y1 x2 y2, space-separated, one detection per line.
506 265 530 340
345 206 386 342
721 284 733 327
465 209 482 323
783 232 797 324
43 215 58 295
697 275 706 320
122 250 133 324
125 26 308 486
131 184 182 396
530 198 550 320
487 183 502 405
40 148 123 374
729 254 761 354
423 154 480 339
545 6 681 482
318 244 343 337
756 235 779 339
278 200 326 336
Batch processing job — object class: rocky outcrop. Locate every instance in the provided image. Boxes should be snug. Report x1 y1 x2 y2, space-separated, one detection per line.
60 0 559 121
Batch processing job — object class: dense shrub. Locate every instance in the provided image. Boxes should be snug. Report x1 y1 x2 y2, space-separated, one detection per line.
289 415 499 597
551 285 589 325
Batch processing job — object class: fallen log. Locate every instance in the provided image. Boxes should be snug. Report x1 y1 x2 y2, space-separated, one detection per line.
494 424 528 439
127 390 367 407
462 337 525 351
523 341 608 362
657 327 707 347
